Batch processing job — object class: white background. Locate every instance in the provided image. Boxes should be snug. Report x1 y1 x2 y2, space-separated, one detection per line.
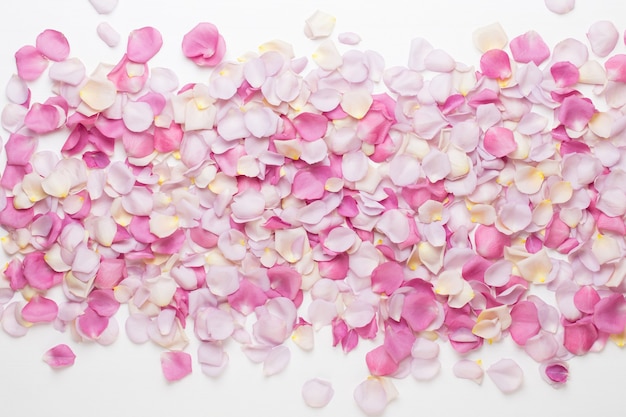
1 0 625 416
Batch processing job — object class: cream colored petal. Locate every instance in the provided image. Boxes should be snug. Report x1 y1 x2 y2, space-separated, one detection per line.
274 139 302 160
507 132 530 160
514 165 544 195
44 244 72 272
325 177 344 192
418 200 444 223
473 22 508 53
110 198 132 227
236 155 260 177
258 39 295 58
418 241 444 274
448 281 475 308
275 227 310 263
20 173 47 203
79 78 117 111
549 181 573 204
92 216 117 247
516 248 553 284
532 200 553 228
312 40 342 71
147 276 178 307
148 212 179 238
341 89 373 120
41 170 71 198
592 234 621 264
589 112 612 138
304 10 336 39
447 146 471 179
469 204 496 225
578 60 606 84
434 270 463 295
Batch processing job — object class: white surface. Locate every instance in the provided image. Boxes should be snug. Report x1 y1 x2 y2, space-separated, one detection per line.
1 1 625 416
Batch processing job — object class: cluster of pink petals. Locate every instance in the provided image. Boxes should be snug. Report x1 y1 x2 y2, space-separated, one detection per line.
3 12 626 415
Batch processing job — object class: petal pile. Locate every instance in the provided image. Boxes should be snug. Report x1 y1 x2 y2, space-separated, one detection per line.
3 10 626 416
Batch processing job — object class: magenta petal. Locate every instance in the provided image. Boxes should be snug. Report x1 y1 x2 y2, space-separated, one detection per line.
573 286 600 314
474 225 510 259
161 351 192 381
402 289 438 332
550 61 579 88
483 126 517 158
509 301 541 346
293 112 328 141
182 22 226 67
87 289 120 317
15 45 48 81
21 295 59 323
557 95 595 131
76 307 109 339
563 317 598 355
371 262 404 295
24 103 61 134
480 49 511 79
543 361 569 386
43 344 76 368
605 54 626 83
127 27 163 63
593 294 626 334
36 29 70 61
267 265 302 300
5 134 37 166
510 31 551 65
366 345 399 376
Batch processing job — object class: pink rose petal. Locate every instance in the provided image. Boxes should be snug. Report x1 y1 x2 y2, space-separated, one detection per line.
43 344 76 368
161 351 192 381
127 27 163 63
15 45 48 81
182 22 226 67
35 29 70 62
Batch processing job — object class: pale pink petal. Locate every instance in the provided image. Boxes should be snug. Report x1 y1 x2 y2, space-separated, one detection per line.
197 342 229 377
587 20 619 57
383 67 423 96
36 29 70 62
15 45 48 81
49 58 86 86
125 313 151 344
552 38 588 67
97 22 121 47
480 49 511 79
123 101 154 132
422 149 451 182
263 345 291 376
206 265 240 297
545 0 575 14
353 378 397 417
411 357 441 381
487 358 524 393
424 49 456 72
524 332 559 362
182 22 226 67
510 31 550 65
402 290 438 332
21 295 58 323
302 378 334 408
376 210 410 244
344 300 375 328
605 54 626 82
453 359 484 384
573 286 600 314
312 40 342 70
408 37 433 71
484 260 513 287
324 226 357 253
161 351 192 381
89 0 118 14
338 32 361 45
6 75 29 105
557 95 595 131
43 344 76 368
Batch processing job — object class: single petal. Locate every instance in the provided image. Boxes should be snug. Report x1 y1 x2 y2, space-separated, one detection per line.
483 126 516 157
487 358 524 393
127 27 163 63
473 22 508 53
545 0 575 14
353 377 397 417
21 295 58 323
182 22 226 67
15 45 48 81
43 344 76 368
89 0 119 14
510 31 550 65
263 345 291 376
24 103 61 134
453 359 484 384
302 378 334 408
587 20 619 57
304 10 336 39
97 22 121 47
480 49 511 79
36 29 70 61
161 351 192 381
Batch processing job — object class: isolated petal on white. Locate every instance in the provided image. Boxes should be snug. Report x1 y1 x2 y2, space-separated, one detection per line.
302 378 334 408
587 20 618 57
6 75 29 104
304 10 336 39
545 0 575 14
473 22 508 52
487 358 524 393
89 0 118 14
97 22 120 47
453 359 484 384
353 377 397 416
